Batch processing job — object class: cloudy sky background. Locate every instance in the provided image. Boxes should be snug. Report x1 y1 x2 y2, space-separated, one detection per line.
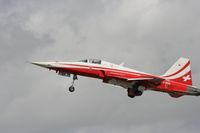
1 0 200 132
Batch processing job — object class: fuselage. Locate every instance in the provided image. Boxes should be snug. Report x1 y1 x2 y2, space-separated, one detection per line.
32 58 200 98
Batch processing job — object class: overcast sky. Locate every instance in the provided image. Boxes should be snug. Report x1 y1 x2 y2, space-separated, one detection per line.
1 0 200 133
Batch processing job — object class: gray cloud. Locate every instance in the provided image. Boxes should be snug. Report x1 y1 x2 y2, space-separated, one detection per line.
1 0 200 133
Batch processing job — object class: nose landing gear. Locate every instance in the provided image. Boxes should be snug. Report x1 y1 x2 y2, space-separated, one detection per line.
69 85 75 92
68 75 78 92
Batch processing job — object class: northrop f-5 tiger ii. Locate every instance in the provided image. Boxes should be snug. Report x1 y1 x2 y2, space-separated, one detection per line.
32 57 200 98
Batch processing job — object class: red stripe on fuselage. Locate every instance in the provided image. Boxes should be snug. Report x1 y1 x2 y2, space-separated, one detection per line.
60 64 142 75
56 63 156 79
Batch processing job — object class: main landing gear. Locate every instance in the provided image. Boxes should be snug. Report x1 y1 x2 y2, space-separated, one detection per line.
68 74 78 92
127 82 143 98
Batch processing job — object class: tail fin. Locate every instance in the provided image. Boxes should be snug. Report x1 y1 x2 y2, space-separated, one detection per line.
162 57 192 86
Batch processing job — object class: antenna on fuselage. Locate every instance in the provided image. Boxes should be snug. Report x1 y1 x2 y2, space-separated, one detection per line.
119 62 125 66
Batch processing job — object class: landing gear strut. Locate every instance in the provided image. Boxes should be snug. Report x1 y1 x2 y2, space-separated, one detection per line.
68 74 78 92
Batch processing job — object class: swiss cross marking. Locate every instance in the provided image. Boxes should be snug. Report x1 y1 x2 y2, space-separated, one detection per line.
183 75 191 82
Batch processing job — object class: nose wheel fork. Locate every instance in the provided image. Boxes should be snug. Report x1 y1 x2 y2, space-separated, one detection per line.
69 75 78 92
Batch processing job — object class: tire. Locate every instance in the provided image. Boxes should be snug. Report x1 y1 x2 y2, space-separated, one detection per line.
69 86 75 92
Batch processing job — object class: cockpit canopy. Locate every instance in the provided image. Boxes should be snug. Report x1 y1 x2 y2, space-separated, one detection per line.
79 59 102 64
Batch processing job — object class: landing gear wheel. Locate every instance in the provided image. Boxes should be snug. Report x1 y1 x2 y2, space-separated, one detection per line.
127 88 135 98
69 85 75 92
68 74 77 93
128 95 135 98
135 90 143 96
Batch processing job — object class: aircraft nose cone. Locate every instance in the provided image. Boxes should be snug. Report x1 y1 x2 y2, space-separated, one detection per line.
31 62 52 68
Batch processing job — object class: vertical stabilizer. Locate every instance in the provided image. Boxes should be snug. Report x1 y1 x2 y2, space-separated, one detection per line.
162 58 192 86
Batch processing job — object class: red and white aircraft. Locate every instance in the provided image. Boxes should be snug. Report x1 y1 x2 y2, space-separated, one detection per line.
32 58 200 98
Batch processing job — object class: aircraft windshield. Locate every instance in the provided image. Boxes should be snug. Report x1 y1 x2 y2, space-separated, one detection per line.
79 59 101 64
89 59 101 64
79 59 88 63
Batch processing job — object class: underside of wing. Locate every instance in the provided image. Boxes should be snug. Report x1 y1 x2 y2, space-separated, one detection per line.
104 70 164 89
126 77 154 81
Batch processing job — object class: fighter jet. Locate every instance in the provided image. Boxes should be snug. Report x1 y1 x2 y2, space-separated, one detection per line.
31 58 200 98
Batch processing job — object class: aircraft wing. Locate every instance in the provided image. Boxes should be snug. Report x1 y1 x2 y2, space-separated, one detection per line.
106 73 164 85
127 77 163 85
126 77 154 81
